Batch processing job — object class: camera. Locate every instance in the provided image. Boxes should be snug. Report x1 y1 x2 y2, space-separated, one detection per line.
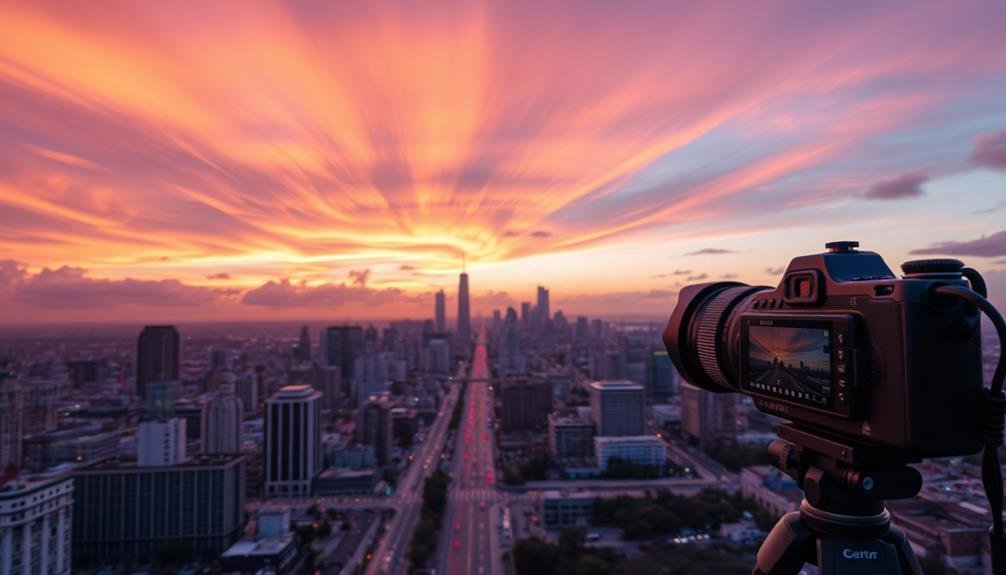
663 241 984 459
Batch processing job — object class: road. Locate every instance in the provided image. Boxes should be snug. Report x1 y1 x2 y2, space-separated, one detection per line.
363 362 467 575
438 328 499 575
752 363 829 397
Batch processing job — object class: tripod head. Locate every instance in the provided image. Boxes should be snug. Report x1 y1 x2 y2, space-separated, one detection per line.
753 424 925 574
770 424 922 515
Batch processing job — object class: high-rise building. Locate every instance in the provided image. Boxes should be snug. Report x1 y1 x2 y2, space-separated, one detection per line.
574 316 590 345
324 326 364 388
589 380 645 437
536 285 550 334
520 302 531 332
435 290 446 332
202 373 244 454
426 338 451 377
0 369 23 470
136 325 180 401
457 272 471 343
264 385 322 497
138 380 186 467
680 381 737 447
547 414 596 460
594 436 665 471
0 473 74 574
295 325 311 362
498 307 525 376
235 371 259 415
320 365 342 411
18 363 71 434
647 351 678 402
358 397 393 465
72 454 245 565
501 378 553 432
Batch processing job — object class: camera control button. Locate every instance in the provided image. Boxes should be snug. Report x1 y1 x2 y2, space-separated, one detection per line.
836 349 845 361
837 379 847 388
837 392 847 403
837 333 845 345
837 364 846 374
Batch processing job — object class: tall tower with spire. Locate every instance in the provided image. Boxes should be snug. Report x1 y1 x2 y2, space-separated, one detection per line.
457 256 471 344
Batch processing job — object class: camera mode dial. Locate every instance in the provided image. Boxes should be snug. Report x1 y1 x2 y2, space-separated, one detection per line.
900 259 964 279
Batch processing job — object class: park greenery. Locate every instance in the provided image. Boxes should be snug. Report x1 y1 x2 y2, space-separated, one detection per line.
592 488 774 540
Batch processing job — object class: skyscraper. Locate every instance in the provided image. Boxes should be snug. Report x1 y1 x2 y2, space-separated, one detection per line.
501 378 553 432
457 272 471 343
435 289 446 332
136 325 180 401
0 367 23 470
324 325 364 388
265 385 322 496
520 301 532 332
589 380 645 436
202 373 244 454
359 397 393 465
295 325 311 361
647 351 678 402
536 285 550 334
138 381 186 467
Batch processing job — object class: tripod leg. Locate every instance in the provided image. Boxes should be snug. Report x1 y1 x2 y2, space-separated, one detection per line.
882 526 923 575
753 512 816 575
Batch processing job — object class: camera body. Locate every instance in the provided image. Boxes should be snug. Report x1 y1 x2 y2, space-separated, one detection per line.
664 241 983 459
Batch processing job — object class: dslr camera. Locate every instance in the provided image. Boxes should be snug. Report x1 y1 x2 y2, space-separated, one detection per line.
663 241 984 459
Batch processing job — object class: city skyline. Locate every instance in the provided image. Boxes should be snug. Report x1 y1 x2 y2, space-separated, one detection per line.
2 1 1006 324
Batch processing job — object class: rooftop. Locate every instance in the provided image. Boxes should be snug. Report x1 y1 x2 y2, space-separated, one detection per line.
272 384 321 400
221 534 295 558
589 380 644 391
76 453 244 472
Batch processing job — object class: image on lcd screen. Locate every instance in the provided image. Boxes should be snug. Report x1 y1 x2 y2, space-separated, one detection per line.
747 325 832 405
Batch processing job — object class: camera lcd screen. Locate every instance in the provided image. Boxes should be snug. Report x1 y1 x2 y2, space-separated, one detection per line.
747 325 832 407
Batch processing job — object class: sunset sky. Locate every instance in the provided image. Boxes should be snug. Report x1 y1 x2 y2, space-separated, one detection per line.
2 1 1006 323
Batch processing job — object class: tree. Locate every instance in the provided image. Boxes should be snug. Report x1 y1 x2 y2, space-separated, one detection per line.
513 538 563 575
155 541 192 566
558 526 586 557
575 555 613 575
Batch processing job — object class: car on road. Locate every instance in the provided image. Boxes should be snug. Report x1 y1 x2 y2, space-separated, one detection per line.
455 521 462 532
452 537 461 549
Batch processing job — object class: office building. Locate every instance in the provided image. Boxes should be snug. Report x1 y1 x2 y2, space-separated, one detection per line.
426 338 451 377
589 380 645 437
17 363 71 434
594 436 665 471
536 285 550 334
295 325 311 362
0 473 74 574
220 507 299 575
542 490 595 528
548 415 596 460
359 398 393 465
235 370 259 415
647 351 677 402
202 373 244 454
0 372 22 470
138 381 186 467
435 289 446 332
264 385 322 497
520 302 531 332
501 378 553 432
319 365 342 411
457 272 471 343
680 381 737 447
324 326 364 387
136 325 180 401
72 454 245 564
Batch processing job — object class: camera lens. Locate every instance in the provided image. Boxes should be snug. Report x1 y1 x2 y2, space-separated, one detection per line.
663 282 769 393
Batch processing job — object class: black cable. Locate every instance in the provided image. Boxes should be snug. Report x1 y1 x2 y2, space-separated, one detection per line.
933 283 1006 573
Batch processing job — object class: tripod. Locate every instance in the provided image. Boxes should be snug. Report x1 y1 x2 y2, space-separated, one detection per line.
752 425 925 575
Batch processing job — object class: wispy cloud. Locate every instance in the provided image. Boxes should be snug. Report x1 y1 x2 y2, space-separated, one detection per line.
862 172 928 200
911 230 1006 258
684 249 737 257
